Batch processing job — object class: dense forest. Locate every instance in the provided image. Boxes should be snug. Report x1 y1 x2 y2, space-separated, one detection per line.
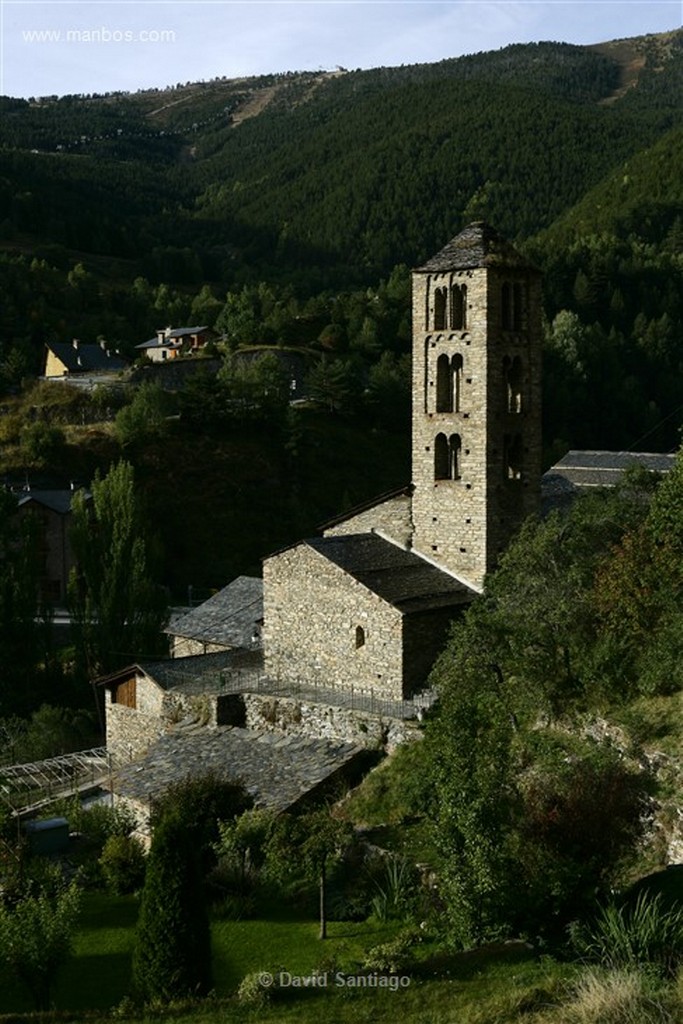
1 31 682 459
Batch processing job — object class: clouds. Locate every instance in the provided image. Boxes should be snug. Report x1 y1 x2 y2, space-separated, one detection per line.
2 0 680 98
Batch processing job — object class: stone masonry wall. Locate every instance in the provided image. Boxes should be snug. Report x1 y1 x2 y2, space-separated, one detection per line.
263 543 406 700
240 692 420 751
323 494 413 548
105 674 165 766
170 635 229 658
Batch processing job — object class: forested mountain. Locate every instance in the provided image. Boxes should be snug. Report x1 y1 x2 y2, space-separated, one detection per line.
1 29 682 455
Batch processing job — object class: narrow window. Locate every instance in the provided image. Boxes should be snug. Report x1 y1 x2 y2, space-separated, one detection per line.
434 287 447 330
504 433 523 480
508 356 523 413
436 353 452 412
452 354 463 413
449 433 462 480
355 625 365 649
435 433 449 479
451 285 466 330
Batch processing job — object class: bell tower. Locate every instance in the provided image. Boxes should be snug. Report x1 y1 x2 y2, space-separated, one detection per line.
410 222 542 588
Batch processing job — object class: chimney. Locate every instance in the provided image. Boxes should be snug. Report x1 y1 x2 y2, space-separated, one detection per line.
72 338 80 349
99 339 106 350
165 326 172 339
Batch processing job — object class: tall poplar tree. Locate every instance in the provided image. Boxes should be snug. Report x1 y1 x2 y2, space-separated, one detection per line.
68 459 167 677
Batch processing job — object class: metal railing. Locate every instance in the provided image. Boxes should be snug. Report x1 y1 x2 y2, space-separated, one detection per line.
0 747 112 816
166 663 437 721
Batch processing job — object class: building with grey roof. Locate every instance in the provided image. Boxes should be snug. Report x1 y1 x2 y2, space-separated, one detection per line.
43 340 127 380
166 576 263 657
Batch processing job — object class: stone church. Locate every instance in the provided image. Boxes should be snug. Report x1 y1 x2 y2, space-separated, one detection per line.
263 221 542 701
99 221 676 811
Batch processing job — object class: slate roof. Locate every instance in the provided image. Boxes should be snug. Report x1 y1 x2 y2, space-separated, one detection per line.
304 533 475 612
135 337 181 351
166 576 263 651
416 221 538 273
113 726 363 812
166 325 209 339
543 450 676 491
46 342 127 373
16 488 90 515
96 649 262 696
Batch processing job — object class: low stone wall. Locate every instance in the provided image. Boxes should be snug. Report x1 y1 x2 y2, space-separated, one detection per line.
240 692 420 751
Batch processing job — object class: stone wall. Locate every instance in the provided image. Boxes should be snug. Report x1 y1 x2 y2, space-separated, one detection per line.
263 542 406 700
170 635 229 658
324 494 413 548
104 673 166 766
240 692 420 751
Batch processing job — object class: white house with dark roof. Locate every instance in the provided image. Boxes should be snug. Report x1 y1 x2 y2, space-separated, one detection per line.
135 325 215 362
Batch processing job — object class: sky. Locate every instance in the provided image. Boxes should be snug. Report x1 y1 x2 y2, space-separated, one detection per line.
1 0 681 99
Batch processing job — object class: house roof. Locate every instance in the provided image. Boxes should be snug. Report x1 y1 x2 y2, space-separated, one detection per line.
135 326 212 350
113 726 363 812
318 485 413 532
304 533 476 612
96 649 261 696
135 337 182 351
543 450 677 491
16 488 90 515
166 576 263 651
45 342 127 373
165 325 210 339
416 221 538 273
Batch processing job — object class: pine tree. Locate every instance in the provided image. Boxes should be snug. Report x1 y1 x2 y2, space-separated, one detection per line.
131 815 212 1004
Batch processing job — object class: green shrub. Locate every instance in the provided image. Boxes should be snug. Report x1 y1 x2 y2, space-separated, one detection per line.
99 834 146 895
572 892 683 978
132 815 212 1004
560 968 676 1024
361 927 420 974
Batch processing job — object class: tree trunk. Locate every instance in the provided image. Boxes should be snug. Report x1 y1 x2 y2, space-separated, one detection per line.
319 858 327 940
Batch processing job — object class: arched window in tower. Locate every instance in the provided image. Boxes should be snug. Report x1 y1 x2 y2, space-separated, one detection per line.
501 282 513 330
449 433 462 480
503 356 523 413
451 285 467 330
434 433 449 480
504 433 523 480
435 433 461 480
452 354 463 412
436 353 452 412
434 287 448 330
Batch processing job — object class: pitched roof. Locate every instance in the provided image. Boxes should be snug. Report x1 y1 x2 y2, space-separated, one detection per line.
113 726 363 812
16 488 88 515
416 221 538 273
165 325 210 339
135 337 182 351
96 648 261 695
46 342 127 373
166 576 263 650
304 533 475 612
543 450 677 490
